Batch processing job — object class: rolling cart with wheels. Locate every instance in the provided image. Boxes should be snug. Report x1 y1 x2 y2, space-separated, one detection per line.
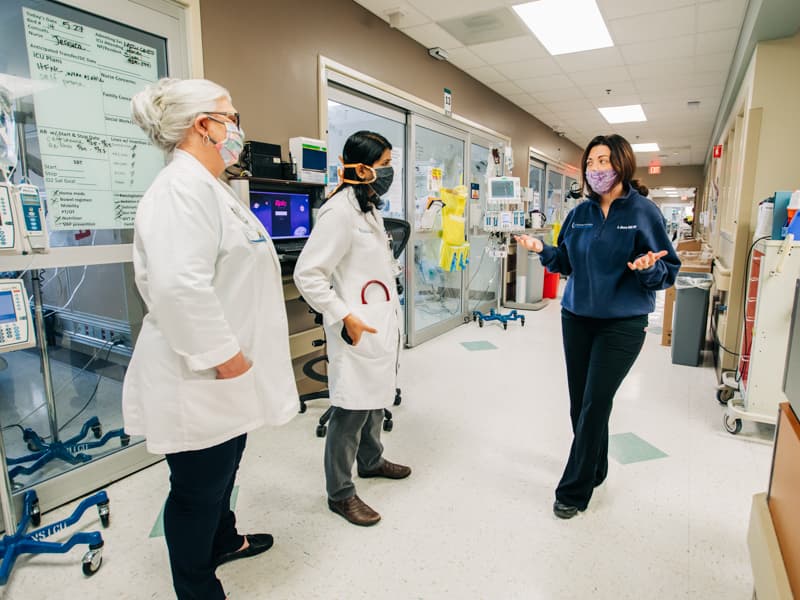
717 238 800 434
472 308 525 330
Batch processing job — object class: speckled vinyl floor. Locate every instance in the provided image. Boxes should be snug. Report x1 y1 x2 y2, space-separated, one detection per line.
0 291 774 599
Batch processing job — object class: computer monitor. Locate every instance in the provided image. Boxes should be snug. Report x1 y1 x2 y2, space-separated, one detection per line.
249 190 311 240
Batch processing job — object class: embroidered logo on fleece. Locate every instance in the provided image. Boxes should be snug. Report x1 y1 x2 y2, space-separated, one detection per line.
617 225 638 230
572 223 593 229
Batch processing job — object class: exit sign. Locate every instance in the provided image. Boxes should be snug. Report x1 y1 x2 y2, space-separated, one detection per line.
649 165 661 174
713 144 723 158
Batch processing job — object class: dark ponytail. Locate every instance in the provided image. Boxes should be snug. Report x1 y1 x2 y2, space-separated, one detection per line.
631 179 649 197
333 130 392 213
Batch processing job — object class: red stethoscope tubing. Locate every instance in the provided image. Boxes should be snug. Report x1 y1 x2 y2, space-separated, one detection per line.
360 280 390 304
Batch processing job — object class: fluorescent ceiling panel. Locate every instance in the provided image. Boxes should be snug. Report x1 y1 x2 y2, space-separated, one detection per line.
631 143 660 152
512 0 613 56
598 104 647 123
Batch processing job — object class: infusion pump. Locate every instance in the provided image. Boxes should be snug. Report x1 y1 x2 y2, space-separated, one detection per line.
0 279 35 353
0 181 49 255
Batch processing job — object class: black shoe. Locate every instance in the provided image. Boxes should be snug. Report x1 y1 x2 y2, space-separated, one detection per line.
553 501 579 519
214 533 274 568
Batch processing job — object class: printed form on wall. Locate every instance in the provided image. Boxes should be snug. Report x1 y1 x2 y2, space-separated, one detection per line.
22 7 164 230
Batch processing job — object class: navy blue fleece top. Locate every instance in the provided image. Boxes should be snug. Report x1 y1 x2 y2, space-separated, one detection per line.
539 185 681 319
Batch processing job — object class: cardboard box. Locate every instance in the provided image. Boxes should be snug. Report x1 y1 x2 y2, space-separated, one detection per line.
676 239 703 251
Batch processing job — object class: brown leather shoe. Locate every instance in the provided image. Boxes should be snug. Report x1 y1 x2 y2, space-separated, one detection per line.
358 460 411 480
328 495 381 526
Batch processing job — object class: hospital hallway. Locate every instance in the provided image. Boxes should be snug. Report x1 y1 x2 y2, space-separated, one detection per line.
0 288 773 600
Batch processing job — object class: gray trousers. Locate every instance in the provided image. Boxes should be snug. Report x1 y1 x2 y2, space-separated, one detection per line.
325 408 385 501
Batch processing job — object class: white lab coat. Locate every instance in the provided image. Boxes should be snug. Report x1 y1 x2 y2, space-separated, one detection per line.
294 187 401 410
122 150 298 454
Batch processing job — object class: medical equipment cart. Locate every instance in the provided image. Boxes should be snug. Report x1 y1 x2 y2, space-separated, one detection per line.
720 237 800 434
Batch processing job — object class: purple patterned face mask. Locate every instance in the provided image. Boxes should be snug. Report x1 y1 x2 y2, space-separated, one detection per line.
586 169 618 194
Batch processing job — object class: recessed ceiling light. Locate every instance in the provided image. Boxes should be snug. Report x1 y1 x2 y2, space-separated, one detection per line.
631 143 660 152
512 0 613 56
597 104 647 124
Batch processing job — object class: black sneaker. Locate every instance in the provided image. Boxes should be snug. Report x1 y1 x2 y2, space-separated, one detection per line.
214 533 274 568
553 501 579 519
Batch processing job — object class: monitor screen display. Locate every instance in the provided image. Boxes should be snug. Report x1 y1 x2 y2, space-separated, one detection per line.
0 291 16 324
250 191 311 240
491 179 516 199
302 147 327 172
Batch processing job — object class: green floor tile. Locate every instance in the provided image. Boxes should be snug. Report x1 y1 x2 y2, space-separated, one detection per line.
150 485 239 538
609 433 667 465
461 341 498 351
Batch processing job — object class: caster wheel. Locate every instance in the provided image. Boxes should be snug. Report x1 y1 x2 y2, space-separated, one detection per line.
520 317 526 327
316 425 327 438
120 434 131 447
716 388 734 405
98 501 110 528
472 314 476 322
478 319 483 328
27 440 42 452
82 547 103 577
503 322 508 330
91 424 102 439
30 501 41 527
394 394 402 406
723 413 743 435
383 420 393 432
299 403 307 414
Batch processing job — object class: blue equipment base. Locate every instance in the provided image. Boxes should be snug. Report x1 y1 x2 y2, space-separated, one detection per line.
0 489 109 584
7 416 130 482
472 308 526 330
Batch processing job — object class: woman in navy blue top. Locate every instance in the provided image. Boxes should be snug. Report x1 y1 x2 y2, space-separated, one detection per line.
516 134 680 519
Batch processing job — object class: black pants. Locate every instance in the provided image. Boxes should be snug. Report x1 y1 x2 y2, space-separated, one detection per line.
164 434 246 600
556 310 647 510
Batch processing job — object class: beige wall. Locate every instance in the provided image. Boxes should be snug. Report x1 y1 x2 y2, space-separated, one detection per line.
197 0 583 183
634 165 705 192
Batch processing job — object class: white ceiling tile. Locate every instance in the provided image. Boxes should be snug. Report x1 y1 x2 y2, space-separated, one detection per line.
352 0 431 28
516 74 576 93
626 58 695 80
697 0 748 33
494 57 562 80
465 65 507 84
608 6 696 45
583 92 642 108
505 92 539 106
695 27 740 55
567 66 632 86
546 98 597 114
692 51 734 73
400 23 464 50
620 35 695 65
639 84 724 103
580 82 640 100
490 80 525 95
468 35 548 65
597 0 696 20
445 47 486 70
530 86 585 104
406 0 508 22
554 47 625 72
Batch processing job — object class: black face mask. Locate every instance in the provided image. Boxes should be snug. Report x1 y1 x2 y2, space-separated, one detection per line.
368 166 394 197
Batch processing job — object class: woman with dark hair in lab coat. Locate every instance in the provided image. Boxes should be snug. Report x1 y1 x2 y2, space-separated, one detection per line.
294 131 410 527
516 134 681 519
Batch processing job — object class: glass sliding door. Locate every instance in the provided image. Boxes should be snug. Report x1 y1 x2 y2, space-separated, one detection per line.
564 174 579 214
467 140 501 316
545 167 565 226
407 117 467 346
529 159 546 219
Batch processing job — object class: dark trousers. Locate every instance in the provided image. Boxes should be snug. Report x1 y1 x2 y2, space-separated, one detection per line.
324 408 384 501
164 434 247 600
556 310 647 510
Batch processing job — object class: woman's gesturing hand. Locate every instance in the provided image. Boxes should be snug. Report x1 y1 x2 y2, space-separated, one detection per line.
514 234 544 253
627 250 668 271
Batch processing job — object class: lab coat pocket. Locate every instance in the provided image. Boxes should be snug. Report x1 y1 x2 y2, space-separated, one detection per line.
348 300 398 360
179 366 261 443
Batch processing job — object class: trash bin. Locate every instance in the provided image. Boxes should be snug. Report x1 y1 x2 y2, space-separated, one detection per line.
526 251 544 303
671 272 713 366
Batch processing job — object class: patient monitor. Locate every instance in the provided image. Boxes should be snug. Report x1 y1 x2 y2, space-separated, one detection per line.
0 279 35 353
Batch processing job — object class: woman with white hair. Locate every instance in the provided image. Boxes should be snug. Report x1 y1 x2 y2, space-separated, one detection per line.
123 78 298 599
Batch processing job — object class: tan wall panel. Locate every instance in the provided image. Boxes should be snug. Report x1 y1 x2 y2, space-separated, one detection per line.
197 0 583 183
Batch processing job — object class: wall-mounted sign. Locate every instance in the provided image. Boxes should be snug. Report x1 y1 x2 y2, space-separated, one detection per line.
713 144 723 158
648 165 661 175
443 88 452 117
